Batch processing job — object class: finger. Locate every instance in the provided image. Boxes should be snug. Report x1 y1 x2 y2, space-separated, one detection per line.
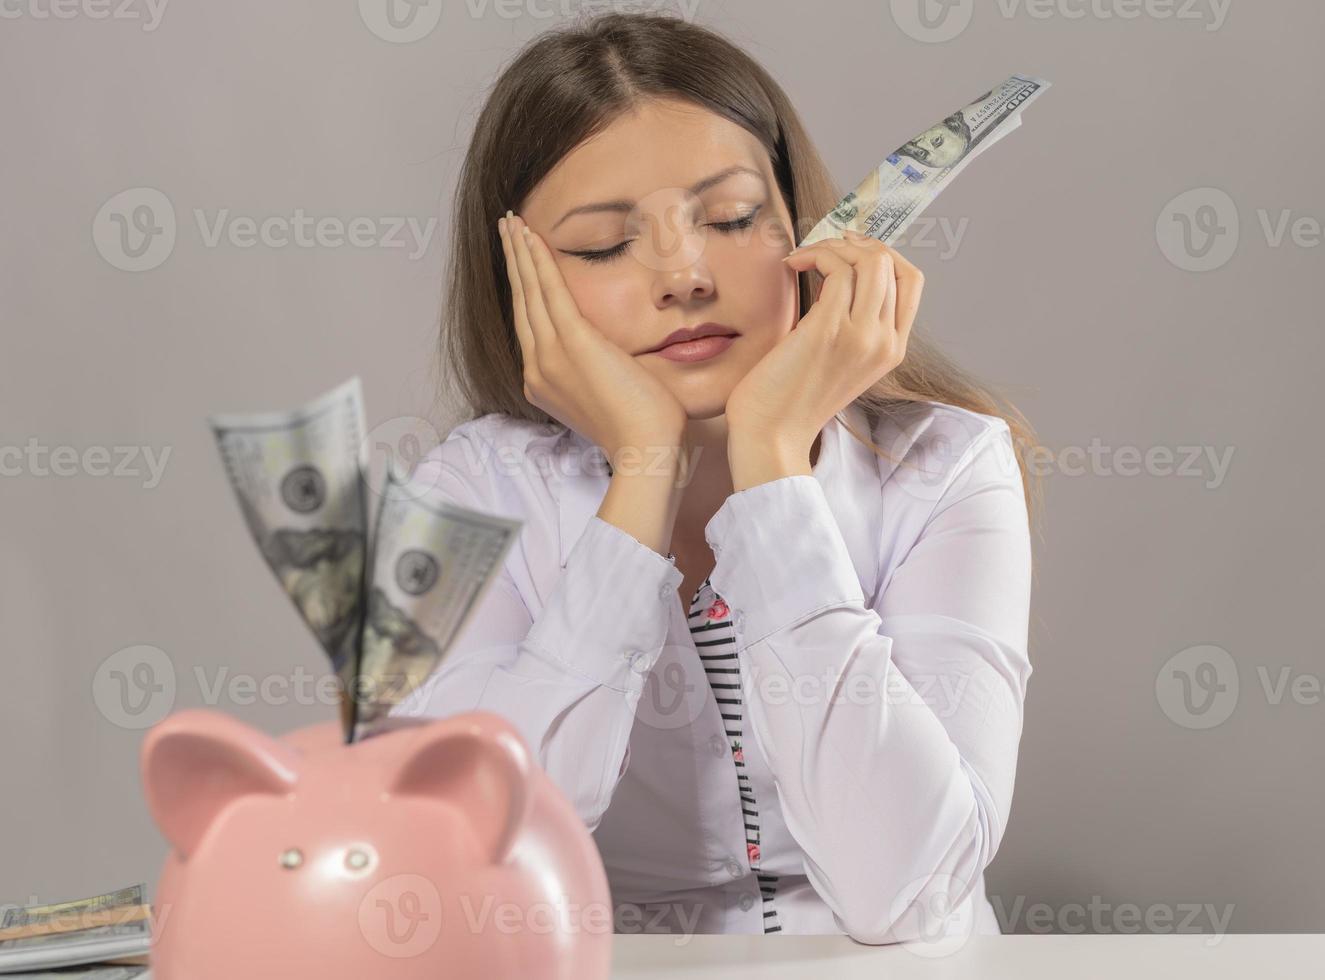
840 232 889 326
779 243 853 315
784 244 860 330
509 214 556 349
878 248 897 333
832 233 914 339
785 234 875 271
881 243 924 337
498 214 537 359
521 223 590 344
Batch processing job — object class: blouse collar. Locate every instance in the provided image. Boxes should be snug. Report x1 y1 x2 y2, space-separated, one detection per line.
552 402 885 603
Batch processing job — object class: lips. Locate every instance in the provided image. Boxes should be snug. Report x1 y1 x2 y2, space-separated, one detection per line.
651 334 735 363
643 323 739 354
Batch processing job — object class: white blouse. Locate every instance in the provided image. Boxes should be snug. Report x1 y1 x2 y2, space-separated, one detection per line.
390 399 1034 945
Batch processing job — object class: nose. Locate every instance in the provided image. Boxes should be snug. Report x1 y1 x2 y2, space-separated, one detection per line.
654 265 715 307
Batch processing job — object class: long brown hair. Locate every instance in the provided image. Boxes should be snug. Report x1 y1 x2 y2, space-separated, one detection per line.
428 10 1044 545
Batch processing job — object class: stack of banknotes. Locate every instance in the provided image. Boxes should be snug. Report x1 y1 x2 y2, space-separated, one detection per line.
208 377 524 744
0 884 151 977
205 73 1047 746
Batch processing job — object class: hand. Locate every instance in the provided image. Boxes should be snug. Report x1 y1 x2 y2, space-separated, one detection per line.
724 230 923 456
498 212 689 470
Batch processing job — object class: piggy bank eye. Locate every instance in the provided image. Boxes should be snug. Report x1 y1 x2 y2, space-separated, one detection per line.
342 844 379 877
278 847 304 870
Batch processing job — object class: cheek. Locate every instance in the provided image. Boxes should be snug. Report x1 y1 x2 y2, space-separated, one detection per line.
722 244 799 344
560 265 642 349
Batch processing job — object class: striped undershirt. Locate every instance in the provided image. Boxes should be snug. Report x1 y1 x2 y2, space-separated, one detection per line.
688 574 782 934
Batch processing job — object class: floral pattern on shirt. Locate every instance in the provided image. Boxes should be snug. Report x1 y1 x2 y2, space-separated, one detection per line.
690 575 781 933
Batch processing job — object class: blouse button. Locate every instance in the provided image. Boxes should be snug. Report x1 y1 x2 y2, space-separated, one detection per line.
708 734 726 757
624 650 651 673
739 892 756 911
659 582 673 600
732 610 745 633
725 858 743 879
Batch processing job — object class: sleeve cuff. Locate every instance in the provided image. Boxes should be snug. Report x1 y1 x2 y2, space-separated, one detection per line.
525 514 684 693
704 475 864 645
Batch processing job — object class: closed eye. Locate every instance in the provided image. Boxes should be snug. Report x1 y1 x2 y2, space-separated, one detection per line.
568 206 763 265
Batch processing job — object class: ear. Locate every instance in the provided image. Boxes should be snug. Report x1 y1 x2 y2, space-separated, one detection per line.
140 708 301 861
382 711 532 865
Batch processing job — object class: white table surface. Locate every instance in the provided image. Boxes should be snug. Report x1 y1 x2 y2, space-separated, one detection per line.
129 934 1321 978
609 934 1322 978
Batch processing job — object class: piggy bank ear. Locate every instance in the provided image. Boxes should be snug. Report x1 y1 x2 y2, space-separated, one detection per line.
140 708 300 860
383 711 532 865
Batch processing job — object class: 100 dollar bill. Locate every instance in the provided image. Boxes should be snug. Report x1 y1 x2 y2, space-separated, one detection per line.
208 377 524 744
207 377 369 741
351 468 522 741
800 73 1050 248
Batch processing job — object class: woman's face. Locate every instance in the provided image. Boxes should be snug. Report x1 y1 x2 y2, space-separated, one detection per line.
516 98 800 420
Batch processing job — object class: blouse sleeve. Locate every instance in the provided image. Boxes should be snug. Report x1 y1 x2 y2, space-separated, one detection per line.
703 422 1033 945
387 434 683 833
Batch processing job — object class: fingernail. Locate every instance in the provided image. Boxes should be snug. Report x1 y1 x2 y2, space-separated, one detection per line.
506 209 514 220
521 226 532 240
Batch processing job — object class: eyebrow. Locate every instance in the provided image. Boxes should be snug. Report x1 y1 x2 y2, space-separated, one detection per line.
551 165 767 231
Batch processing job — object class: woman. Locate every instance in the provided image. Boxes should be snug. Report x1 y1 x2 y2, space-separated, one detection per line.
395 11 1040 946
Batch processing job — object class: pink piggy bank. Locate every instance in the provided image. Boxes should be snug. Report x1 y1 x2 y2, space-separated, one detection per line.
140 708 613 979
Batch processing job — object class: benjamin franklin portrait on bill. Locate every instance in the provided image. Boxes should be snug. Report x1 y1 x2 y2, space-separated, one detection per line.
895 110 975 170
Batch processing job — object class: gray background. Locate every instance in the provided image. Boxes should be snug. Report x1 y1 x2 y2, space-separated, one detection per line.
2 0 1321 936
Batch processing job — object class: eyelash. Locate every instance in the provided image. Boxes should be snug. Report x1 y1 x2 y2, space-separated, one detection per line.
571 207 762 265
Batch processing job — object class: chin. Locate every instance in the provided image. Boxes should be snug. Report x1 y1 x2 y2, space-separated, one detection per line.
665 384 731 421
682 402 728 421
